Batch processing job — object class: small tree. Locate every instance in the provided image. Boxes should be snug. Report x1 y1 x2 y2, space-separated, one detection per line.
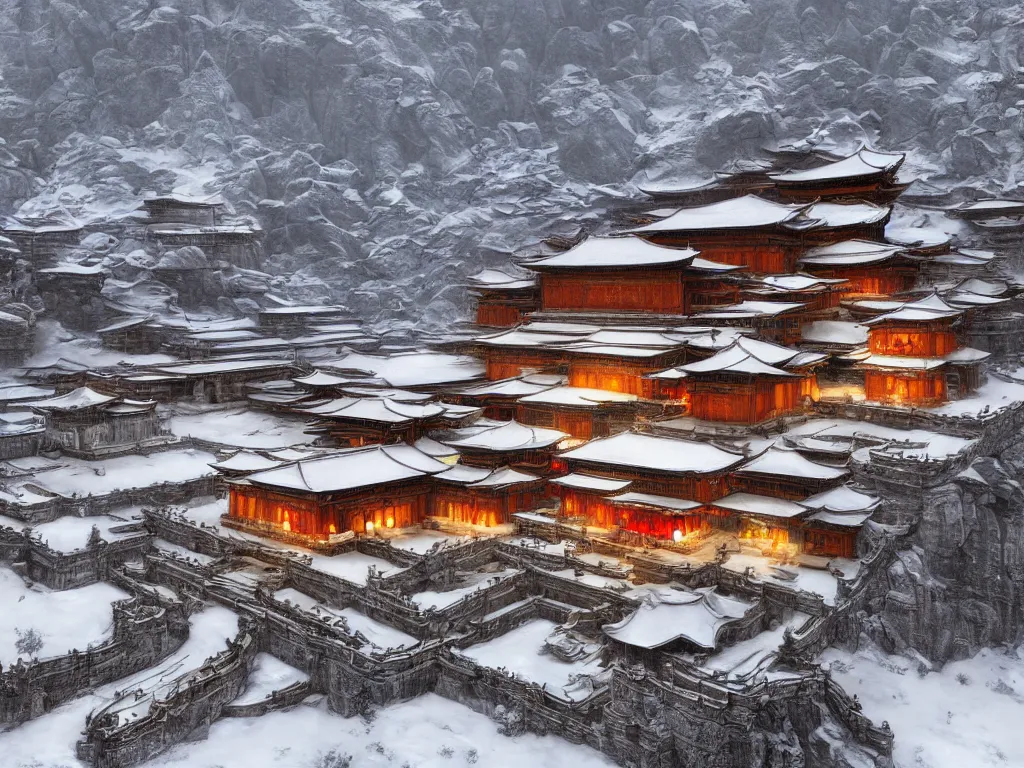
14 627 43 658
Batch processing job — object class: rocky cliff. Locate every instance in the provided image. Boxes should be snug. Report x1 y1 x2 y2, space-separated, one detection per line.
2 0 1024 328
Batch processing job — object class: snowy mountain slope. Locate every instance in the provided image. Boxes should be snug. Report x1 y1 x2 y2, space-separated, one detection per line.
0 0 1022 326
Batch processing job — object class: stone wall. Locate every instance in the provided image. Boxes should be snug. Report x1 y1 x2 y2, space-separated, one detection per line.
0 591 189 724
116 511 898 768
76 618 257 768
2 476 221 524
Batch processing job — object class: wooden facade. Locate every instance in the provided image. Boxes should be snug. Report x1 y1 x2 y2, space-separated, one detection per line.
559 462 729 504
515 401 638 441
802 523 858 559
804 264 917 298
728 472 837 502
868 321 958 357
638 234 798 274
686 376 816 424
430 482 548 526
483 349 562 381
456 445 560 473
863 369 946 406
556 486 617 528
44 408 162 458
566 359 663 398
475 288 539 327
539 269 690 314
228 479 431 538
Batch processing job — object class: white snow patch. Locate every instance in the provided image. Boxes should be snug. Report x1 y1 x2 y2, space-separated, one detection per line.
820 643 1024 768
0 568 129 664
232 653 309 706
457 618 604 701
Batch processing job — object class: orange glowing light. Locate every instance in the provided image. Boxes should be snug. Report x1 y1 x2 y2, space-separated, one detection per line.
282 519 291 532
672 529 683 543
385 517 395 529
328 524 337 534
365 521 375 534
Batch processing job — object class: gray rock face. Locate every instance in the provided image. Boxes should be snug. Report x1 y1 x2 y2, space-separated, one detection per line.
0 0 1023 331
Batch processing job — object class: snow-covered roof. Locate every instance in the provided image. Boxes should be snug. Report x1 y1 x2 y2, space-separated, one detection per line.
669 337 825 379
302 397 447 424
955 198 1024 214
456 377 560 398
736 448 848 481
186 329 262 342
954 278 1011 297
800 239 908 266
340 386 433 402
805 510 873 527
885 226 951 250
675 345 796 378
803 201 891 228
435 464 540 488
768 148 904 183
549 473 632 492
441 420 567 452
152 358 293 376
413 436 460 458
96 315 156 334
561 432 744 475
864 294 962 325
0 385 54 403
801 320 869 346
603 587 755 650
244 444 447 494
944 291 1010 309
624 195 807 233
517 386 638 407
944 347 990 363
323 352 485 388
525 236 700 270
858 355 948 371
607 492 701 513
693 300 806 320
932 249 998 266
23 387 117 412
210 450 286 474
293 370 362 388
802 485 880 514
753 274 848 292
712 492 807 518
466 268 536 289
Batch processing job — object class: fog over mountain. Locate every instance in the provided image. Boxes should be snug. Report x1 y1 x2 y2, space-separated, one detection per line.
0 0 1021 327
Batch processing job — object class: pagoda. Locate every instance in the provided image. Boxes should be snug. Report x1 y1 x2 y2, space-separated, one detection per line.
221 144 1013 555
858 294 988 405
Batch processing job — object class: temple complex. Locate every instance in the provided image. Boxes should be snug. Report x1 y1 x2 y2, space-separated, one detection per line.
6 144 1024 768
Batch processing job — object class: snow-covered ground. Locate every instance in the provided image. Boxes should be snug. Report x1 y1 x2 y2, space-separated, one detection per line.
305 550 406 585
137 693 616 768
26 320 176 369
411 567 518 610
721 552 852 606
165 405 316 449
10 448 218 498
820 643 1024 768
0 605 239 767
457 618 603 701
384 529 467 554
31 513 143 552
275 587 417 652
0 567 129 664
232 653 309 706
